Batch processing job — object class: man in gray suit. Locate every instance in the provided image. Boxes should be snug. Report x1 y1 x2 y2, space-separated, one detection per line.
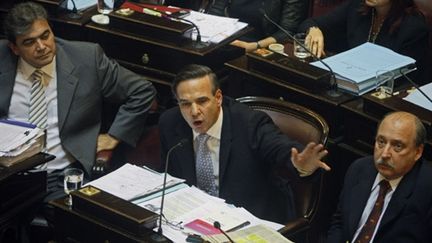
0 1 155 209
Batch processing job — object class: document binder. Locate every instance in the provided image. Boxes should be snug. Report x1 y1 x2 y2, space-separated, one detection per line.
71 186 158 236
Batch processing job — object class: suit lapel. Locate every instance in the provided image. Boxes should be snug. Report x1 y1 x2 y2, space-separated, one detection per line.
348 164 377 238
55 41 79 132
218 101 232 186
377 161 420 229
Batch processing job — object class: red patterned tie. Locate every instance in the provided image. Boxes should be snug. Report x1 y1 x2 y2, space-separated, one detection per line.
353 180 391 243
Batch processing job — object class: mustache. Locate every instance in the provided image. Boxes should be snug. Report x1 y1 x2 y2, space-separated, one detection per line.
375 158 395 169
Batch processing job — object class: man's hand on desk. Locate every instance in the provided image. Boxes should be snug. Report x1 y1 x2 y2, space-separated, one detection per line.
291 142 330 177
92 134 119 179
97 133 119 152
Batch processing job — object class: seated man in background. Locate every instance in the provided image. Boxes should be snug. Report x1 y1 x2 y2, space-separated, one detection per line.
158 64 330 223
327 111 432 243
0 0 156 227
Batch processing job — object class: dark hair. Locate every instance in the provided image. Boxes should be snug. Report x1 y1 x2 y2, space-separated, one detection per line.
3 2 48 43
172 64 219 97
359 0 422 34
377 111 427 147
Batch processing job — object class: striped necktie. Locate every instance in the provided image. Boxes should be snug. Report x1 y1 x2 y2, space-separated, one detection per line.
29 69 48 129
195 134 218 196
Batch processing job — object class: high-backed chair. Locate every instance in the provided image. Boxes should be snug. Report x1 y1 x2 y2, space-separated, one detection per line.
236 96 329 243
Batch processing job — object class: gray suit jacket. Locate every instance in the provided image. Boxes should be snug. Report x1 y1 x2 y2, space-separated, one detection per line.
0 38 156 174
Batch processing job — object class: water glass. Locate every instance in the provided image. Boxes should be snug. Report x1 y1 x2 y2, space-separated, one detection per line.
64 168 84 206
293 33 311 60
374 70 395 98
97 0 114 15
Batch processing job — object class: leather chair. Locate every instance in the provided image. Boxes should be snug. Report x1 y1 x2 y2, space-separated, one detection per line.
236 96 329 243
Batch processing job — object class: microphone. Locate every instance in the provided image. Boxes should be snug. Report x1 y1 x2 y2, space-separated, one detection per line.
136 4 208 49
162 12 208 49
152 138 188 242
399 68 432 104
213 221 235 243
67 0 82 19
261 10 342 97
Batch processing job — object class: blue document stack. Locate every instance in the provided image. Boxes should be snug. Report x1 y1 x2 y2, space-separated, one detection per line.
311 42 416 95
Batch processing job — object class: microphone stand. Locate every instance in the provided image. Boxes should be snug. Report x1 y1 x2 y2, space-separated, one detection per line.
213 221 235 243
399 69 432 104
262 12 342 98
164 14 209 49
130 2 209 49
151 139 187 242
67 0 82 19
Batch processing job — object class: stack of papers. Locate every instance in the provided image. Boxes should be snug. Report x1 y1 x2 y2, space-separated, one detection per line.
86 163 185 200
0 120 45 167
183 11 248 43
89 163 286 243
311 42 416 95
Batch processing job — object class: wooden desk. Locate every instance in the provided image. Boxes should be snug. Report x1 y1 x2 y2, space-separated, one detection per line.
224 55 355 139
0 153 55 242
84 17 249 80
341 89 432 161
51 198 171 243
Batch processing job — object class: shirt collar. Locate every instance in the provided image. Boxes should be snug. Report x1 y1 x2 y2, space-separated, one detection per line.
193 106 223 141
18 56 55 83
372 173 403 192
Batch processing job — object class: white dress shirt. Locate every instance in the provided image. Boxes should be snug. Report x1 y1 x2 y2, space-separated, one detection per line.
193 107 223 190
351 173 403 242
8 57 75 172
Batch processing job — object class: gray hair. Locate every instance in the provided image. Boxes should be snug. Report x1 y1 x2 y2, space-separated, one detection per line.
3 2 48 43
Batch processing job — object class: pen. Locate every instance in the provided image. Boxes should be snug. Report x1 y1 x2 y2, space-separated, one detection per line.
226 221 251 232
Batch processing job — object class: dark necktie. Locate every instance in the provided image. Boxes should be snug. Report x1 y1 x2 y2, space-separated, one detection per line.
195 134 217 196
354 179 391 243
29 69 47 129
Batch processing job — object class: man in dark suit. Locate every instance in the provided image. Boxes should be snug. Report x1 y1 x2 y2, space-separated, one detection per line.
0 1 155 211
159 64 330 223
327 111 432 243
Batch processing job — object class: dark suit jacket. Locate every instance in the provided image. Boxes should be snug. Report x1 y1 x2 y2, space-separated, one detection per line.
327 156 432 243
159 97 303 223
0 38 156 174
298 0 430 83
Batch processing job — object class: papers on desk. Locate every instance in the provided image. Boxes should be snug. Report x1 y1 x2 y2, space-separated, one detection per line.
203 224 293 243
403 82 432 111
66 0 96 11
311 42 416 95
183 11 248 43
135 186 284 243
86 163 185 200
89 163 286 242
0 120 45 167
